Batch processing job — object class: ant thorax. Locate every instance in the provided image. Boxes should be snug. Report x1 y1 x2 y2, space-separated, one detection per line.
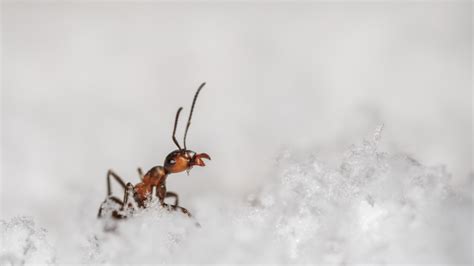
143 166 167 186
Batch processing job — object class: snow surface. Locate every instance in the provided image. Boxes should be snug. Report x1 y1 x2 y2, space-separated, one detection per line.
0 217 55 265
1 126 472 264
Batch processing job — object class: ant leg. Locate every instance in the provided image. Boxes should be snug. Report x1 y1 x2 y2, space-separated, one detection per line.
137 167 144 181
107 169 126 196
155 184 166 204
98 170 127 218
162 203 192 217
165 192 179 207
97 196 123 218
175 205 191 217
108 196 123 205
154 186 191 217
120 183 136 211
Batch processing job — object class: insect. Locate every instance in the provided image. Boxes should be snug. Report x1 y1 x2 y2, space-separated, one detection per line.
98 82 210 219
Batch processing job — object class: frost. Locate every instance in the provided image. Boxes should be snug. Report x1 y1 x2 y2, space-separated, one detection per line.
2 126 472 264
0 217 56 265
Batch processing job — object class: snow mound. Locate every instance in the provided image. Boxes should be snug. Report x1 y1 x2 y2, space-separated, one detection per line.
86 199 199 264
82 125 471 264
3 126 472 264
0 216 56 265
252 125 471 263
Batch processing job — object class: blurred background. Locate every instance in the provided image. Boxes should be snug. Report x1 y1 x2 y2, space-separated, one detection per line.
1 0 471 250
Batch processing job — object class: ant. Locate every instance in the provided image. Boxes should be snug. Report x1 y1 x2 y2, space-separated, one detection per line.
98 82 210 219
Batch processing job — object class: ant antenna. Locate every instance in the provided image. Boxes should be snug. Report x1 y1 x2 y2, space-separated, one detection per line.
183 82 206 150
172 107 183 150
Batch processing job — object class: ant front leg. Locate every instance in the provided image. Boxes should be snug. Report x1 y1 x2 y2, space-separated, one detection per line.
156 183 167 205
162 203 192 217
155 184 191 217
165 192 179 207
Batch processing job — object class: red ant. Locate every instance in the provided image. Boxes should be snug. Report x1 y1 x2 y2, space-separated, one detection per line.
98 82 210 219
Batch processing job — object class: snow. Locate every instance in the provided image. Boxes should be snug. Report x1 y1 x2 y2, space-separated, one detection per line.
0 217 55 265
1 126 471 264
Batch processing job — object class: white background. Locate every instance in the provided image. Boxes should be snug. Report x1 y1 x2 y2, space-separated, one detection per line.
1 1 472 263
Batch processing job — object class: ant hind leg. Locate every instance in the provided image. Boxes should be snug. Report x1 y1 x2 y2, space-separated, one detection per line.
120 183 136 212
98 169 127 218
98 196 123 218
106 169 126 196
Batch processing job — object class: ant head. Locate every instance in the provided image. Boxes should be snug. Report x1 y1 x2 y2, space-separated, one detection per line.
164 149 211 174
166 82 210 175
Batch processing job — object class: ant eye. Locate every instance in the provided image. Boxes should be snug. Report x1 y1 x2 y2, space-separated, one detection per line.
169 159 176 164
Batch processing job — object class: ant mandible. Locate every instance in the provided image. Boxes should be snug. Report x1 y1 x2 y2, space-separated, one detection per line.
98 82 210 219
